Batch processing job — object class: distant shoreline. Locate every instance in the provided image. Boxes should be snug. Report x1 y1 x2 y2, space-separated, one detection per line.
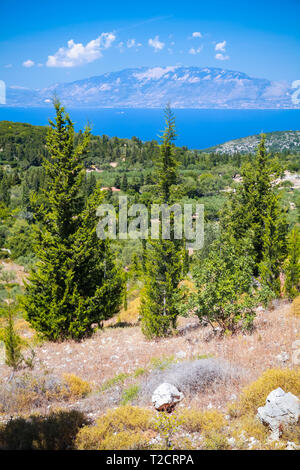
0 107 299 149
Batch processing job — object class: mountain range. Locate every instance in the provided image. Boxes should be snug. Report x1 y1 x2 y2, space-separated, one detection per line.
6 66 299 109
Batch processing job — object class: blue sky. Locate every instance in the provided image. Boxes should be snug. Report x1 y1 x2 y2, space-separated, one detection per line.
1 0 300 89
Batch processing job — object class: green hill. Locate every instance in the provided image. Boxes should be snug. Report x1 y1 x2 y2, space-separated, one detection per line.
204 130 300 155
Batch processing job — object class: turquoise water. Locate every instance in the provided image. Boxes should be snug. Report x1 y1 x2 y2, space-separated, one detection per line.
0 107 299 149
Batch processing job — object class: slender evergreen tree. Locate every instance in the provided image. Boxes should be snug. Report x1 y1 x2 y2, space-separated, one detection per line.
121 174 128 192
284 226 300 299
259 193 287 295
155 104 179 203
0 269 23 370
221 134 286 274
23 101 124 341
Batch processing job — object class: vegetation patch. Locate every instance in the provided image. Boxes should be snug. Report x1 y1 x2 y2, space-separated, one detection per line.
228 368 300 417
75 405 154 450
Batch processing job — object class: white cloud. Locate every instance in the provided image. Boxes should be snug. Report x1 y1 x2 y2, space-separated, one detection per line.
215 53 229 61
23 59 35 68
10 85 30 90
133 66 177 81
189 46 203 55
127 39 135 48
148 35 165 52
215 40 226 52
46 33 116 67
117 42 125 52
126 39 142 49
192 32 202 38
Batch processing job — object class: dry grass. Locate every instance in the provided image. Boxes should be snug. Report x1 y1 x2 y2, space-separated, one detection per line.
116 297 140 324
228 368 300 417
290 295 300 317
75 405 154 450
0 260 28 285
62 374 92 399
0 299 299 422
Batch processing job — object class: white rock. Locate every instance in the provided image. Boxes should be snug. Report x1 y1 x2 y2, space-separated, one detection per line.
152 382 184 411
175 351 187 359
276 352 289 363
286 441 298 450
227 437 236 447
257 387 300 435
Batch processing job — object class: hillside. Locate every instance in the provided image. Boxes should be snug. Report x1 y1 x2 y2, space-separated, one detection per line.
204 130 300 155
6 66 299 109
1 122 300 172
0 292 299 450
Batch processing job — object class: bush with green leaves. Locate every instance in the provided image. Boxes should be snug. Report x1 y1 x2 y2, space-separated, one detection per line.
190 238 267 332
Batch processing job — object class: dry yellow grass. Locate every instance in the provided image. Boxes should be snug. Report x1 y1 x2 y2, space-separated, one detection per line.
228 368 300 417
179 409 225 435
290 295 300 317
63 374 92 399
116 297 140 324
75 405 154 450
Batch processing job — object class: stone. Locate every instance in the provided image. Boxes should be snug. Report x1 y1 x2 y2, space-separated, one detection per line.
257 387 300 436
276 352 289 363
286 441 298 450
175 351 187 359
152 382 184 412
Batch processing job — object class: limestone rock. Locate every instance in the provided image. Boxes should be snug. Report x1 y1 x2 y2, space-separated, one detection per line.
257 387 300 436
152 382 184 412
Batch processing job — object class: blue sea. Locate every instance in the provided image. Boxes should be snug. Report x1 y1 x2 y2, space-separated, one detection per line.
0 107 299 149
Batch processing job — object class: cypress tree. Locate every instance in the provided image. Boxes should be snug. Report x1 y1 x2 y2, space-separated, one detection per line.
155 104 179 203
259 193 287 295
221 134 285 272
140 105 183 338
23 101 123 341
0 269 23 370
121 174 128 192
284 226 300 299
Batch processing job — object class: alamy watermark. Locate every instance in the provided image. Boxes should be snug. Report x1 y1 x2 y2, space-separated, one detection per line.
291 80 300 105
96 196 204 250
0 80 5 104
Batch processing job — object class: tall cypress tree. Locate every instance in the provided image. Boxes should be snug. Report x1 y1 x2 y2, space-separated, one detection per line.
221 134 286 273
155 104 179 204
259 193 287 295
284 226 300 299
23 102 123 341
140 105 183 338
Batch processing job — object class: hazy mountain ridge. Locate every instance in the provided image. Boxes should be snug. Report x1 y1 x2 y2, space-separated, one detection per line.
204 130 300 154
6 66 298 109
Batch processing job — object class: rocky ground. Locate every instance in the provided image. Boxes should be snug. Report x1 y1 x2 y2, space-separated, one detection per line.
0 298 299 422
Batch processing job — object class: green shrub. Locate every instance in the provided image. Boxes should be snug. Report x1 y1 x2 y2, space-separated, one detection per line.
120 385 140 405
75 405 154 450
